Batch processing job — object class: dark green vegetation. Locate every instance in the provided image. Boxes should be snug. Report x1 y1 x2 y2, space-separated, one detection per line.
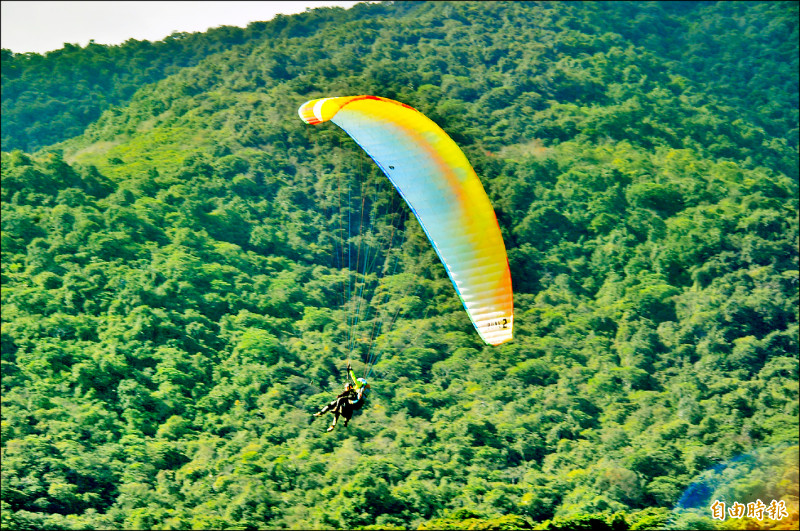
2 1 798 529
0 6 382 153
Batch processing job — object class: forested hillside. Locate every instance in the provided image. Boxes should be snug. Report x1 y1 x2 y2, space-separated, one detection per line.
0 3 396 153
2 2 798 530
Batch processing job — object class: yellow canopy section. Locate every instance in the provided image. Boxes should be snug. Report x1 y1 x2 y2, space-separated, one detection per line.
299 95 513 345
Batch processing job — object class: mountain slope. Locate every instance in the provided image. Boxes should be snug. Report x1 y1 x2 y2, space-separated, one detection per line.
0 2 409 153
2 1 798 530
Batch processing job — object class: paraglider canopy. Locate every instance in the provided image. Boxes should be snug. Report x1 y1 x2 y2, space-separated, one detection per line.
299 95 513 345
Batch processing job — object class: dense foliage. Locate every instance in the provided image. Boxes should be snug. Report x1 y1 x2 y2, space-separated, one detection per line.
2 1 798 530
0 4 397 153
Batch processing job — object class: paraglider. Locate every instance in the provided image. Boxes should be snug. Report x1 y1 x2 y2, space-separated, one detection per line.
312 363 371 431
298 95 514 346
301 95 513 433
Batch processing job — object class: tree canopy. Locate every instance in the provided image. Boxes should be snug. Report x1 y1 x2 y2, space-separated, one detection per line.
1 1 798 529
